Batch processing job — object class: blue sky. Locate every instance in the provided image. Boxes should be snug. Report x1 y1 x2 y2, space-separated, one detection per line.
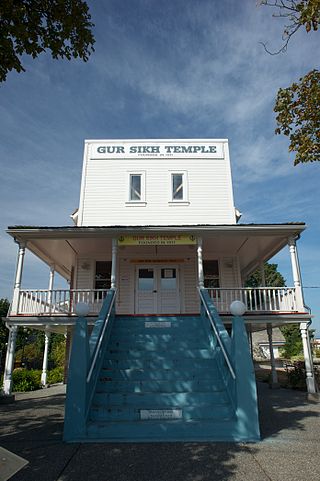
0 0 319 333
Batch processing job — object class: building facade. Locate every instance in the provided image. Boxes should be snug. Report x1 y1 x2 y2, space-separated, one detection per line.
2 139 317 441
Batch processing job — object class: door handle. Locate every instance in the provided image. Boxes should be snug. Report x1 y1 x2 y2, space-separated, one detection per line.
153 290 157 293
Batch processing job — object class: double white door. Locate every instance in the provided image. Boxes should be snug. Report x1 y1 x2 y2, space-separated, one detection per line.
135 266 180 314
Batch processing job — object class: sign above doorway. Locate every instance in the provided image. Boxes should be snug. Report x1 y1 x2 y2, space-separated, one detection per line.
118 234 196 246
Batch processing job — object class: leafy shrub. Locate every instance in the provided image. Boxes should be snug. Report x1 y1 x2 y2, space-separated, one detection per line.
50 337 66 367
47 366 64 384
12 368 42 392
285 361 307 390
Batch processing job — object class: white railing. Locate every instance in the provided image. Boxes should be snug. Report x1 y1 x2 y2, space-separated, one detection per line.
206 287 298 313
14 289 109 316
11 287 299 316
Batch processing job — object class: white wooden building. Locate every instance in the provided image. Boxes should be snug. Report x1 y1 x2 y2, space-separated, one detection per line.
3 139 316 398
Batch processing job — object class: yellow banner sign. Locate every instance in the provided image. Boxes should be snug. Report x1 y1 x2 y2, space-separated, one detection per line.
118 235 196 246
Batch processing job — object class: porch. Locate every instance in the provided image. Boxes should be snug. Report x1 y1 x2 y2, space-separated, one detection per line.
10 286 302 318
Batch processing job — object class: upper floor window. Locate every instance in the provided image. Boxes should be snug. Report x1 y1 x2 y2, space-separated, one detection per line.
170 172 188 203
127 172 146 204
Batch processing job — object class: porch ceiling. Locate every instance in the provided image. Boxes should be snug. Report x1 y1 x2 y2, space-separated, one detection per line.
7 223 305 280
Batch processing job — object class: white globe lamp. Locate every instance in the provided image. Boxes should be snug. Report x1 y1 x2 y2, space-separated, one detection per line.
230 300 246 317
75 302 90 317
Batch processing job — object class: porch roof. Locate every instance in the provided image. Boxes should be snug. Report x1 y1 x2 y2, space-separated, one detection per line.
7 223 306 280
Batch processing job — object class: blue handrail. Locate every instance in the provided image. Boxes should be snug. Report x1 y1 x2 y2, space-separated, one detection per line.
199 288 235 379
64 289 116 441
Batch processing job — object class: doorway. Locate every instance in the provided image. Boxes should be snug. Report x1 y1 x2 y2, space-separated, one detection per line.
135 266 180 314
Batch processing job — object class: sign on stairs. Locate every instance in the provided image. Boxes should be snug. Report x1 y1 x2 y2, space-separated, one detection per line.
140 409 182 420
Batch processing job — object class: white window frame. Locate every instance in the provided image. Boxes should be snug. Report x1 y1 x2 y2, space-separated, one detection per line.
169 171 189 204
126 171 146 205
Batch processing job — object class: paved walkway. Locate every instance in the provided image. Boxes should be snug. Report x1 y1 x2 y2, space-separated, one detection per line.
0 383 319 481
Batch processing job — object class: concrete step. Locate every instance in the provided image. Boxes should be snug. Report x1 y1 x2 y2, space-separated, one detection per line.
100 367 220 381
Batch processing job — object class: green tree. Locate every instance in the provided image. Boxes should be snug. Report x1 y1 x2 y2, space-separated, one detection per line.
245 262 286 288
260 1 320 165
274 69 320 164
0 0 95 82
49 334 66 367
260 0 320 54
246 263 305 357
0 298 10 354
280 324 304 357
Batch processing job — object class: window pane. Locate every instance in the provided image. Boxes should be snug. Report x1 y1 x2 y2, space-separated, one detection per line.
172 174 183 200
95 261 112 290
130 175 141 200
203 260 220 289
138 269 154 290
161 268 177 289
203 260 219 276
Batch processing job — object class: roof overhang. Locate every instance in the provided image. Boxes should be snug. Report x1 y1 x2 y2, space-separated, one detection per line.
7 223 306 280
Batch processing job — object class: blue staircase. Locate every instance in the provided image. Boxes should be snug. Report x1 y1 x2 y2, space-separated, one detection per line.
64 290 260 442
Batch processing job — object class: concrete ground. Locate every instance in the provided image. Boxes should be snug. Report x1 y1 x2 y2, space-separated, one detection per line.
0 382 319 481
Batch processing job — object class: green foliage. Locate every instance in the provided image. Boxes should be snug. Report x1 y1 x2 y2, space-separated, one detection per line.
274 69 320 164
12 368 42 392
260 1 320 53
285 360 307 389
0 298 10 352
15 341 43 367
47 366 64 384
245 262 286 287
261 1 320 165
280 325 303 357
0 0 95 81
50 336 66 367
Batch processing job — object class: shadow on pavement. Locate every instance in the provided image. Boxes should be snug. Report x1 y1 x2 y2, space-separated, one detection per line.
0 382 319 481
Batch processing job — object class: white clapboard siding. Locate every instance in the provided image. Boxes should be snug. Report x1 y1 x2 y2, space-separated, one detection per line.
220 257 240 288
183 260 199 313
78 140 236 226
76 259 94 289
117 258 135 314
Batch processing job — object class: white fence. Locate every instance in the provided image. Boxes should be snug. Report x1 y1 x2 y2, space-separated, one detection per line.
11 287 299 316
206 287 298 313
14 289 109 316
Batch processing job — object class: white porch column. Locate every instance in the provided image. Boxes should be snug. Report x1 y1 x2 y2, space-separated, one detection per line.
2 325 18 395
41 328 51 387
197 237 204 289
11 242 26 315
300 322 317 394
111 238 118 289
47 265 55 313
288 237 305 311
267 323 279 387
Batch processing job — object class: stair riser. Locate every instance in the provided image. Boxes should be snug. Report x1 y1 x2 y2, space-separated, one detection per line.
100 369 220 381
86 419 258 443
110 333 207 343
102 358 218 370
93 391 229 407
90 405 233 422
107 340 210 351
96 379 224 393
105 349 215 360
111 327 203 337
